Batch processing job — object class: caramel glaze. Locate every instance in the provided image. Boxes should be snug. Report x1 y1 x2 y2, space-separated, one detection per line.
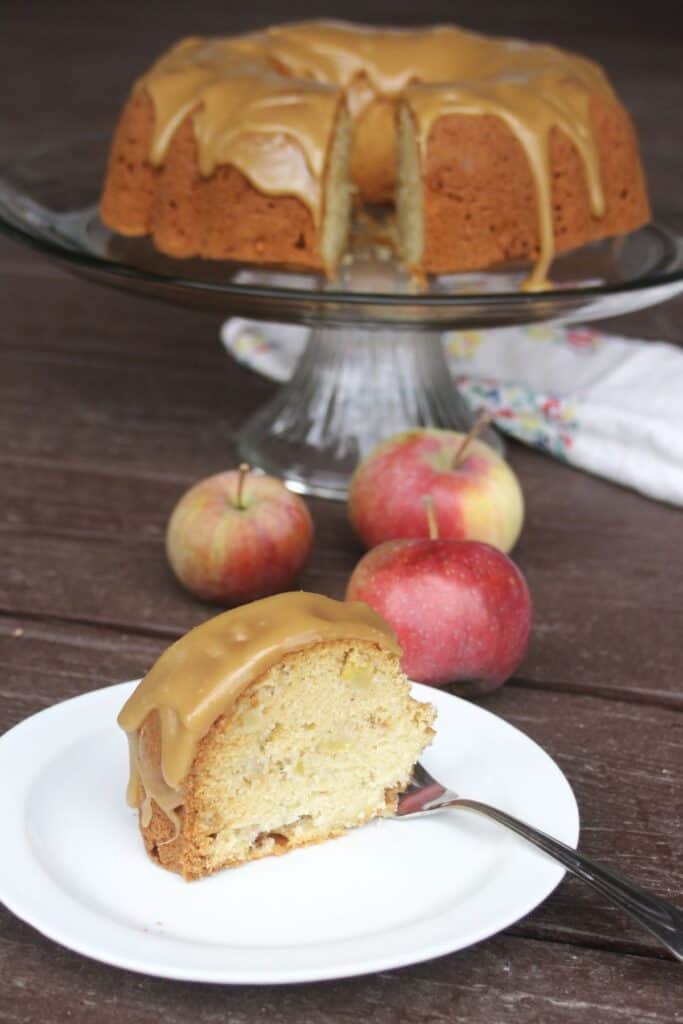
138 37 343 227
135 20 616 289
117 592 401 833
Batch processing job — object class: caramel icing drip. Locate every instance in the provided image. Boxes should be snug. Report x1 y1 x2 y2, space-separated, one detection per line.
126 729 184 834
118 592 401 827
134 20 617 287
405 62 610 290
137 36 344 224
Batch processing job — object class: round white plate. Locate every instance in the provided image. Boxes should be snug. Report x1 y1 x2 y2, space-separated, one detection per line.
0 681 578 984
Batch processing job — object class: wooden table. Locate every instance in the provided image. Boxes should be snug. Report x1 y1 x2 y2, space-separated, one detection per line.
2 2 682 1020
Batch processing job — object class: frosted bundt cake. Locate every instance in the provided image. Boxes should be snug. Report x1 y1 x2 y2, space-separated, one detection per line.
100 21 650 289
118 592 436 880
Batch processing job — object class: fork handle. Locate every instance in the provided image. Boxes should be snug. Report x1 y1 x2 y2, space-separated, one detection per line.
450 798 683 961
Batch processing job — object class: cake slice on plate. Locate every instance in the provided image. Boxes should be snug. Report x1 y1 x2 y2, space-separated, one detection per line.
118 592 435 880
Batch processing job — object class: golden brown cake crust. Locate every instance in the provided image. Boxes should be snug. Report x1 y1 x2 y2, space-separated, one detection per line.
419 93 650 275
100 91 325 269
99 91 160 237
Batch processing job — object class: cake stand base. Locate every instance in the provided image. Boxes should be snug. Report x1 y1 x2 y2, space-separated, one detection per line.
237 323 502 501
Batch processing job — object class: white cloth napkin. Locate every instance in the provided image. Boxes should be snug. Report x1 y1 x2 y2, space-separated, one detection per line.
221 317 683 506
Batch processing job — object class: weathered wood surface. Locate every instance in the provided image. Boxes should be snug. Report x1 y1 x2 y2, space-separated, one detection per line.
2 0 682 1021
2 916 683 1024
2 267 682 702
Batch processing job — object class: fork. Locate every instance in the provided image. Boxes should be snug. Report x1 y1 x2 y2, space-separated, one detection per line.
395 762 683 961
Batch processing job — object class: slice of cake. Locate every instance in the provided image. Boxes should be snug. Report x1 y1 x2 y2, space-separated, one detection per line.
118 592 435 880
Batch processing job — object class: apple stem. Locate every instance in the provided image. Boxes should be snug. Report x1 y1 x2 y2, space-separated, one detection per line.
422 495 440 540
235 462 250 510
452 410 493 469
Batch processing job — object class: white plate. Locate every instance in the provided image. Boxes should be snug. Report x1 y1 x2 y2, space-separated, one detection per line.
0 681 578 984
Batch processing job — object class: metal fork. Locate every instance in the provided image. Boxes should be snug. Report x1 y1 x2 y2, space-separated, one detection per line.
395 762 683 961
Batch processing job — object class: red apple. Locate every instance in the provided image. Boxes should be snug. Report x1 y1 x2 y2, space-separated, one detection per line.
346 535 532 694
348 425 524 553
166 465 313 605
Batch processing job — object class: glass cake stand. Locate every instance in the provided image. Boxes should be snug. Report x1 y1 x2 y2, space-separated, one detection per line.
2 137 683 498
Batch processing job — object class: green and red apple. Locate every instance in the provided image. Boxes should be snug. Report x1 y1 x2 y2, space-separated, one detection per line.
166 465 313 605
348 427 524 553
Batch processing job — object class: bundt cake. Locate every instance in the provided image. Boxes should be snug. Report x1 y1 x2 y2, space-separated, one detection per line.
117 592 436 880
100 21 650 290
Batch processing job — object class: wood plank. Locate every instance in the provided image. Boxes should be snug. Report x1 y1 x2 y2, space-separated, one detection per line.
478 687 683 954
1 618 680 957
0 264 226 372
0 617 166 723
1 915 681 1024
1 520 681 707
1 447 681 706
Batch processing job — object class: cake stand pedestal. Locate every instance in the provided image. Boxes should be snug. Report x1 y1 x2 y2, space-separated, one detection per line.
2 137 683 501
237 322 492 500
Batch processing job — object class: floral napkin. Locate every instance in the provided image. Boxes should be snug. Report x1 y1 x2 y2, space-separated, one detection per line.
221 316 683 506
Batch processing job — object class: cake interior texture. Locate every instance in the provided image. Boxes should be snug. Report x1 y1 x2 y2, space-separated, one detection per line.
138 639 435 880
320 106 354 273
396 105 425 272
